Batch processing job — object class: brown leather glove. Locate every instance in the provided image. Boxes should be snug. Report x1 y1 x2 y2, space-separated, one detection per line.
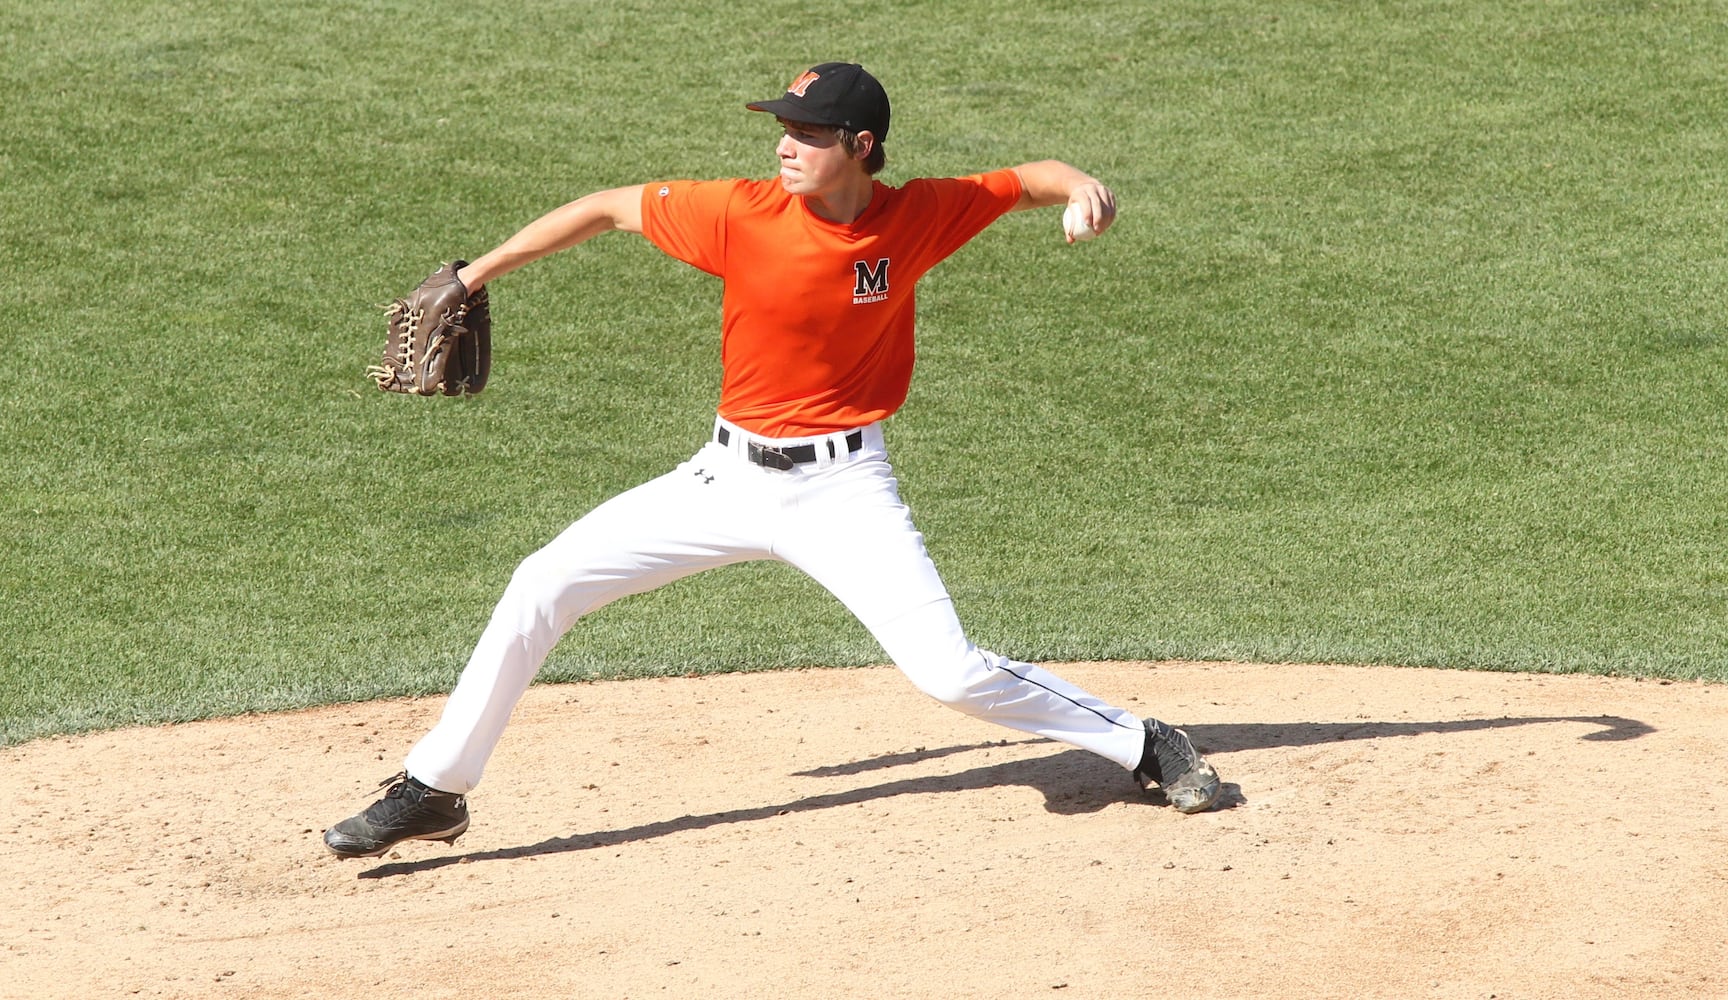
368 261 491 396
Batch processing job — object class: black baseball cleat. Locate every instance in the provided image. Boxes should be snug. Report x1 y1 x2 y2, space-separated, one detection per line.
1133 719 1222 814
324 771 470 859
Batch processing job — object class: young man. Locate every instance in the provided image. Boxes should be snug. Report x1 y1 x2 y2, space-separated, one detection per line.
325 62 1222 860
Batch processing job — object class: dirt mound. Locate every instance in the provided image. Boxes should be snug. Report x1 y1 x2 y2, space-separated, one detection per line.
3 662 1723 999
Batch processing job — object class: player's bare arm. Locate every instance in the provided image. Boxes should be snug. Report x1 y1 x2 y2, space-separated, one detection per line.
457 184 646 291
1010 159 1117 236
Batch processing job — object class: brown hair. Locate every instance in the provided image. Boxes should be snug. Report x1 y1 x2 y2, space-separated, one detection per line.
835 126 887 175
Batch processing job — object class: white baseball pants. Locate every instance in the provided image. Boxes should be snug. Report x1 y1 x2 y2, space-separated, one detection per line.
404 418 1148 794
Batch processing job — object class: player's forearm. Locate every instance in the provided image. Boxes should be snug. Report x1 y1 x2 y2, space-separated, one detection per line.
1011 160 1102 209
458 185 645 291
1010 160 1117 237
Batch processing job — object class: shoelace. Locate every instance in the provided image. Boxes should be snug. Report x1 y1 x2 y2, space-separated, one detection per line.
361 770 410 797
1139 720 1198 785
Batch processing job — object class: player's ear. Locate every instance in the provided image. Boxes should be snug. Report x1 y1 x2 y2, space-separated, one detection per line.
853 130 877 163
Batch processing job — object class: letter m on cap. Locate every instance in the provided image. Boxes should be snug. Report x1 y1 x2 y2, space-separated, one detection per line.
788 71 821 96
854 258 889 296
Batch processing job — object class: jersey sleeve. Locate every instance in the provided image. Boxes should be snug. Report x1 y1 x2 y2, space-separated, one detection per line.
639 179 740 276
901 168 1025 265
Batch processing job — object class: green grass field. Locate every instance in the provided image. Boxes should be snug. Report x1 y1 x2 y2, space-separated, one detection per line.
4 0 1726 745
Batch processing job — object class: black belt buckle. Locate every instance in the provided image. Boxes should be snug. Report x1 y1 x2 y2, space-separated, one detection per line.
724 427 864 470
747 442 797 470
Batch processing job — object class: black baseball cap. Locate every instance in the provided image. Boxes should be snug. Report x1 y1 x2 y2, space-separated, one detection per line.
746 62 891 141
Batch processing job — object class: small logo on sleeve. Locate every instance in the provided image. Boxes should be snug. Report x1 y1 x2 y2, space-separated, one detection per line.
852 258 889 304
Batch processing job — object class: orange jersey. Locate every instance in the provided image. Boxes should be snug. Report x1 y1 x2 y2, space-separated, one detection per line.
639 170 1023 437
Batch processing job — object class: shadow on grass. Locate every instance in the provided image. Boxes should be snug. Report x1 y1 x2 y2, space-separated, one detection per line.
354 712 1649 879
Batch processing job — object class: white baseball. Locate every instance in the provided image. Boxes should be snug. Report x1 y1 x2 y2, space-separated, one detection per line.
1063 203 1097 243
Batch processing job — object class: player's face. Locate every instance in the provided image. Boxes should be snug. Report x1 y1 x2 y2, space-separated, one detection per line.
774 120 862 195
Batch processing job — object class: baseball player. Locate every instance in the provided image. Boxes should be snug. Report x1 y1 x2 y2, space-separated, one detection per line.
325 62 1222 859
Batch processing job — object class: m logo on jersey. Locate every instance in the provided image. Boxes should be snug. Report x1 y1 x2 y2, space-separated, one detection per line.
853 258 890 304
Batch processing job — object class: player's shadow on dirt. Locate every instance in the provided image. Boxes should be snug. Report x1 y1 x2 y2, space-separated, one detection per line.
356 712 1648 878
1189 713 1654 752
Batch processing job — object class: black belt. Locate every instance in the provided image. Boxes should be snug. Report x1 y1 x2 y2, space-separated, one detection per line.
717 427 864 470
